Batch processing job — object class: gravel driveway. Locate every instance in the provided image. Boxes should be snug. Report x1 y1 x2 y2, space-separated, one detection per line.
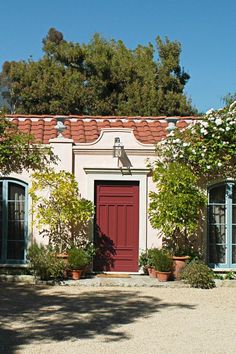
1 283 236 354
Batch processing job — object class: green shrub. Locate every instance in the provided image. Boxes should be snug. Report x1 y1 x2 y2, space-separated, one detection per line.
139 250 148 268
27 243 65 280
181 260 215 289
67 247 90 270
152 250 173 272
213 273 224 280
139 248 172 272
224 271 236 280
146 248 161 267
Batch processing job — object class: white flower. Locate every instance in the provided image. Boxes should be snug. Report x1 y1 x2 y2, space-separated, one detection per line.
226 126 230 131
218 162 222 167
207 165 211 169
200 128 208 135
167 130 175 137
201 121 209 128
173 138 181 144
159 140 167 145
215 118 223 126
183 142 189 147
229 101 236 111
206 108 214 115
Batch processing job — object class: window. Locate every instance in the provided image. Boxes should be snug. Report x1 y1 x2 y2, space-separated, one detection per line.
0 180 28 263
208 182 236 268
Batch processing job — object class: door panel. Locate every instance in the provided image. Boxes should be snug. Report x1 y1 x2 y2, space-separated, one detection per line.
94 181 139 272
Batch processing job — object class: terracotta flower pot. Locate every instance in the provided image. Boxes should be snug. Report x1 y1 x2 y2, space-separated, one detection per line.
172 256 190 280
156 271 171 282
71 269 83 280
147 266 157 278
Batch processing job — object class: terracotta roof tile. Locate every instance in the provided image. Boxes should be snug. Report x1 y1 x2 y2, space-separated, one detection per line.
6 115 199 144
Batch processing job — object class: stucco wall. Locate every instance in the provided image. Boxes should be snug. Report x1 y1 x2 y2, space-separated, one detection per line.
4 128 161 262
72 128 161 252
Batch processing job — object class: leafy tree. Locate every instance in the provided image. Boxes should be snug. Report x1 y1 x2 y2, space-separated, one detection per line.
223 92 236 106
0 114 55 175
30 170 94 253
149 162 206 256
1 28 196 116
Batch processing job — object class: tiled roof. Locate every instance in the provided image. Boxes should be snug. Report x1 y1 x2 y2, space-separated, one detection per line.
6 115 198 144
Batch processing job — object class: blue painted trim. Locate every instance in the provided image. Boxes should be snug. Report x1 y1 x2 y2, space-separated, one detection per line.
208 181 236 269
0 179 28 264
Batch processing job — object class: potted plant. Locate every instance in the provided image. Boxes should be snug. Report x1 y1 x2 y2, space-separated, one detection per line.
30 170 95 279
67 247 90 280
149 162 206 280
139 250 149 274
29 170 95 254
146 248 161 278
152 249 173 282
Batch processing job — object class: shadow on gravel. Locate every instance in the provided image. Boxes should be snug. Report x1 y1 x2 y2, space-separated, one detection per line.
0 283 196 353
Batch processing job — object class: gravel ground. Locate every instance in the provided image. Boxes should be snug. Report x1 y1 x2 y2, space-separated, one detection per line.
1 283 236 354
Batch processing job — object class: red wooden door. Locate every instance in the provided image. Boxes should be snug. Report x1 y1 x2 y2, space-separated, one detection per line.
94 181 139 272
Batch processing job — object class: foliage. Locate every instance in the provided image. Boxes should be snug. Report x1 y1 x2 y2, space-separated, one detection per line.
29 170 94 253
0 28 196 116
152 249 173 272
155 103 236 181
181 260 215 289
149 103 236 255
27 243 65 280
213 273 224 280
223 92 236 106
139 250 148 268
67 246 93 270
146 248 161 267
149 162 206 256
224 271 236 280
0 114 55 175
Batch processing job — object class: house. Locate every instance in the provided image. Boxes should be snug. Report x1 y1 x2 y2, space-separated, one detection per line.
1 115 232 271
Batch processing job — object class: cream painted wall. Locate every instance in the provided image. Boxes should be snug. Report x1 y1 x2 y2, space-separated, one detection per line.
4 128 162 266
72 128 161 254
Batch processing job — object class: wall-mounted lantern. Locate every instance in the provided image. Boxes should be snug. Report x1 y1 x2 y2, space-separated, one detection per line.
113 137 124 158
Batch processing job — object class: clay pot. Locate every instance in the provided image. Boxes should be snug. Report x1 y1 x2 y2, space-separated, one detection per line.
71 269 83 280
147 267 157 278
172 256 190 280
156 271 171 282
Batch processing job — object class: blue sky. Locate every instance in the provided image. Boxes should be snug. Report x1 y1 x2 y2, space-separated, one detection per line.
1 0 236 113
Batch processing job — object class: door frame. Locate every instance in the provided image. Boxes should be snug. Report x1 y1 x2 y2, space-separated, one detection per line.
84 168 150 272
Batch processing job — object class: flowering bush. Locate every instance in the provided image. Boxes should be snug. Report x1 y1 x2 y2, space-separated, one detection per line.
149 102 236 255
156 102 236 181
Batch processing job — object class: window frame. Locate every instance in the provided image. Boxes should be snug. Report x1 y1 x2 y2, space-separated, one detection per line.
0 178 28 264
208 181 236 269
